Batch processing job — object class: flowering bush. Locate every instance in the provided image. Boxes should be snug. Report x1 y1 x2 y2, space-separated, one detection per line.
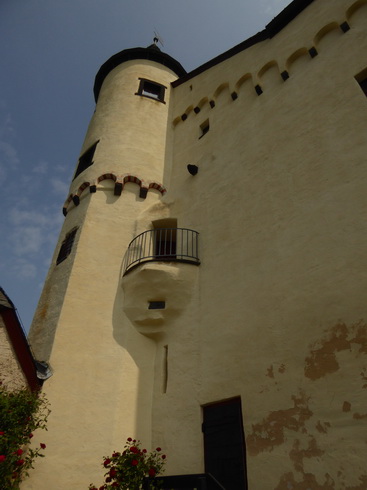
89 438 166 490
0 382 50 489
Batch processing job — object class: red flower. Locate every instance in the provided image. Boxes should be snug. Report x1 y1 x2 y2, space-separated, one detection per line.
40 443 46 449
0 432 4 436
127 437 132 442
131 459 138 466
109 468 117 478
130 446 139 454
142 449 147 453
29 433 33 439
148 468 156 477
103 458 111 467
156 447 161 452
16 459 24 466
112 452 120 457
16 449 23 456
0 455 6 462
162 455 166 459
105 477 111 483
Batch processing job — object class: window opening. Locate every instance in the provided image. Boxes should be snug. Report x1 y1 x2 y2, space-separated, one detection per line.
73 141 99 179
358 78 367 96
148 301 166 310
56 228 78 265
152 219 177 260
162 345 168 394
199 119 210 139
136 78 166 103
355 69 367 97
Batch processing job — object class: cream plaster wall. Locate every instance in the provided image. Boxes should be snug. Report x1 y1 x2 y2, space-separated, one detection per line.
27 1 367 489
153 0 367 488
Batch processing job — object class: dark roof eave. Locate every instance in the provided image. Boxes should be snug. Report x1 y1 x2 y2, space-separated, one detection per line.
172 30 268 88
172 0 315 87
94 47 186 102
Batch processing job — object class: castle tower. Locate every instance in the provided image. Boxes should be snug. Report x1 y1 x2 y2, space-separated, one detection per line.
27 1 367 488
27 44 188 489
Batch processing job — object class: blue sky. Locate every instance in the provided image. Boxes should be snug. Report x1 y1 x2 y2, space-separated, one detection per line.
0 0 289 332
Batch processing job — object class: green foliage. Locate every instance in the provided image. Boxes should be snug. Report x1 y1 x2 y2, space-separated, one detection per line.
89 438 166 490
0 382 50 489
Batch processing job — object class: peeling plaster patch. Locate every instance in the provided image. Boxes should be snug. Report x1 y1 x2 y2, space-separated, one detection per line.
315 421 330 433
246 391 312 456
275 472 335 490
289 437 324 472
342 401 351 412
345 475 367 490
360 369 367 389
279 363 286 373
304 322 367 380
353 412 367 420
266 365 274 378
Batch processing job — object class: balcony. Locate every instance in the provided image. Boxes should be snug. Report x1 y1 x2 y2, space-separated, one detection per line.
123 228 200 275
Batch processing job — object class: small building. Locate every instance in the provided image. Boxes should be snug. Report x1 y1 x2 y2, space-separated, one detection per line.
0 287 41 392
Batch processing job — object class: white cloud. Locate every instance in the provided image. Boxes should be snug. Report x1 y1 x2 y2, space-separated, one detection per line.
0 141 19 167
13 258 38 279
10 208 52 227
259 0 289 18
0 112 20 183
8 207 63 262
32 160 49 174
50 177 69 196
11 226 43 256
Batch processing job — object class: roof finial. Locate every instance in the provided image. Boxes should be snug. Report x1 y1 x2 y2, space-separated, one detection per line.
153 30 164 48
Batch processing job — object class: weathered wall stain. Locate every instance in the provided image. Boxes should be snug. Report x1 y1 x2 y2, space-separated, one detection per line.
352 412 367 420
304 322 367 380
360 369 367 389
249 321 366 484
342 401 351 412
274 471 335 490
266 364 274 378
266 363 286 378
315 420 330 433
246 391 312 456
345 475 367 490
289 436 324 472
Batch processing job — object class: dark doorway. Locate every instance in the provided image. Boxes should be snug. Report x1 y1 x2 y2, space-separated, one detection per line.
154 228 177 259
152 219 177 260
202 397 248 490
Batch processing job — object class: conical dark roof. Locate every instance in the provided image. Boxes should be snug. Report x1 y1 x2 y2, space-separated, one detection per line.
94 44 186 102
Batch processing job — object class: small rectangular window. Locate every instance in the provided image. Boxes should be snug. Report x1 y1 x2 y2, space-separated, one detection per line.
56 228 78 265
199 119 210 139
73 141 99 180
358 78 367 96
136 78 166 103
355 69 367 97
148 301 166 310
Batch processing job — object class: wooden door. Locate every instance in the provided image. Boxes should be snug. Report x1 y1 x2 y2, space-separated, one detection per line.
202 398 248 490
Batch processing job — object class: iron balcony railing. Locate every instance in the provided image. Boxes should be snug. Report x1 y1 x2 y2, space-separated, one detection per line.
123 228 200 275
